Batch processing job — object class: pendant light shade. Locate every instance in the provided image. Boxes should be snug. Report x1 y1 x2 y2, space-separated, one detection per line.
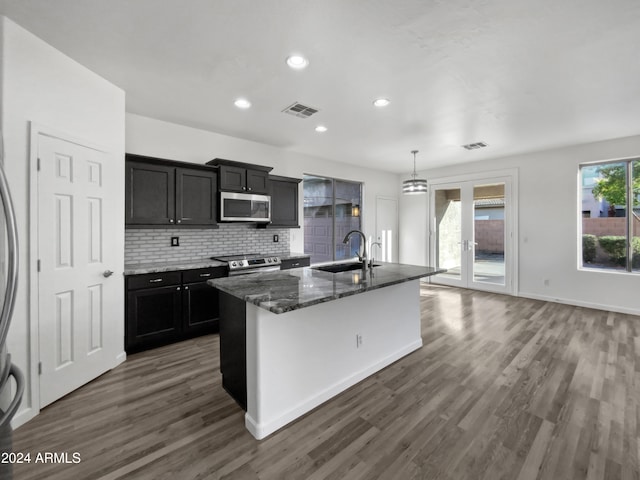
402 150 428 194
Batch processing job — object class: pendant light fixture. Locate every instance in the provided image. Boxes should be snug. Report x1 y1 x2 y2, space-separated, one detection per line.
402 150 428 194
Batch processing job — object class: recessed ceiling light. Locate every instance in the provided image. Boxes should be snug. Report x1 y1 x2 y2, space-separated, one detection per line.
234 98 251 109
373 98 390 107
315 125 327 133
286 55 309 70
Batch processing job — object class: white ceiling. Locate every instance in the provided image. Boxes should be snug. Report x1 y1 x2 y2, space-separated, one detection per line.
1 0 639 173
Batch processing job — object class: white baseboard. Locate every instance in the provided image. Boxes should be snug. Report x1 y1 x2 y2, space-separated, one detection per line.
244 339 423 440
115 351 127 367
11 406 37 430
518 292 640 316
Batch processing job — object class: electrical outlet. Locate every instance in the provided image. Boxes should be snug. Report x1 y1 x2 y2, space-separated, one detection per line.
273 234 279 243
171 236 180 247
356 334 363 348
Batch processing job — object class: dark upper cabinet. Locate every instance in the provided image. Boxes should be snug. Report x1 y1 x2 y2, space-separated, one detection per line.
246 169 269 194
125 161 175 225
218 165 245 192
176 168 217 225
125 154 217 227
207 159 272 194
262 175 301 228
218 165 269 194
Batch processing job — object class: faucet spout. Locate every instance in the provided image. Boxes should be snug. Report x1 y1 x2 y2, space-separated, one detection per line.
342 230 368 270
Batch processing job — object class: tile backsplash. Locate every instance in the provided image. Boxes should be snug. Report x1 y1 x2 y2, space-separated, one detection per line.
125 224 291 264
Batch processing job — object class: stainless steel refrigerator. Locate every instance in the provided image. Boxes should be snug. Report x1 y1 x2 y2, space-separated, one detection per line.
0 148 24 480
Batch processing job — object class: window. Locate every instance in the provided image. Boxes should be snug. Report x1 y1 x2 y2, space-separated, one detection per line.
303 175 363 263
580 159 639 272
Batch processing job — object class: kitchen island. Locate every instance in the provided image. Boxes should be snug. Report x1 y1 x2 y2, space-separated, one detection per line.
209 262 444 440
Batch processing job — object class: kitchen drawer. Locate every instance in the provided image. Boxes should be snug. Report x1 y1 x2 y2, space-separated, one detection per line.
182 267 227 284
280 257 310 270
127 271 182 290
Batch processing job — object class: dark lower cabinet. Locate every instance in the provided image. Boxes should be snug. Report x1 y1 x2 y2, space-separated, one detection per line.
126 267 226 353
127 284 182 350
182 281 220 335
280 256 310 270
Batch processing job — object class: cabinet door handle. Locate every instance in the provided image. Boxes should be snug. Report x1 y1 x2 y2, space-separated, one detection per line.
242 186 247 191
169 219 174 223
247 187 252 191
177 287 181 291
149 278 164 283
184 286 189 290
177 219 181 224
103 270 114 278
199 273 211 277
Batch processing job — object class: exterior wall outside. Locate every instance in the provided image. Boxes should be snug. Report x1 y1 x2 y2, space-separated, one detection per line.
582 217 639 237
475 220 504 253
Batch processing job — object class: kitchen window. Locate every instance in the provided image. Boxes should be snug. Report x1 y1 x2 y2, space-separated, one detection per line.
579 158 639 273
303 175 363 263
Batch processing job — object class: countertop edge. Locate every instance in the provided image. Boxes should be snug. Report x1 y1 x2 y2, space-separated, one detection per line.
210 267 444 314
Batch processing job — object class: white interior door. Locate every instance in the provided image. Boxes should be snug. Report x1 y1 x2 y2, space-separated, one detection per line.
431 176 513 294
375 196 398 263
37 133 119 408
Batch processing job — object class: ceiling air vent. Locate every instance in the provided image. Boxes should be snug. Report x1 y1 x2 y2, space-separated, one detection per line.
462 141 488 150
282 102 320 119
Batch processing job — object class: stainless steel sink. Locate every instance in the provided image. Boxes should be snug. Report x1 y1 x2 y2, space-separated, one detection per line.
312 263 380 273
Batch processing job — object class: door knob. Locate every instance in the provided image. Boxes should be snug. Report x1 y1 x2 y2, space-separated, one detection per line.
103 270 114 278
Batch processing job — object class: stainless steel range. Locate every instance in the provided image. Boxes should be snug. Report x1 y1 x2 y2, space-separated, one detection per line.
212 253 282 276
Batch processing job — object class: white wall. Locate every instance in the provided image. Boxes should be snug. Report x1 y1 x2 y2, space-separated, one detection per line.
125 113 400 253
399 134 640 315
0 16 126 426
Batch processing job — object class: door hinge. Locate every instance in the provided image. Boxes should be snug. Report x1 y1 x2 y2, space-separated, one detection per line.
37 259 41 272
38 362 42 375
37 157 41 171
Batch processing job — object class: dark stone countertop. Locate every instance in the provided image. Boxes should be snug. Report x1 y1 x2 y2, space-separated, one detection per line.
123 253 310 275
208 262 445 314
124 258 227 275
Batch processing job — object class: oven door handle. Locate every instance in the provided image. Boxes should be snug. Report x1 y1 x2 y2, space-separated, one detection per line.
228 265 281 276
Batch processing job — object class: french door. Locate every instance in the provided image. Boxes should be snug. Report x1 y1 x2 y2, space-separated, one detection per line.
430 175 514 294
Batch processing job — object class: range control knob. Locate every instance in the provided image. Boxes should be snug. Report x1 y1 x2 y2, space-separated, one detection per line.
266 258 272 263
272 257 278 263
231 261 237 267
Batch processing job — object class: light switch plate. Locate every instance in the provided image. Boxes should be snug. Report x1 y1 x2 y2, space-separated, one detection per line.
171 236 179 247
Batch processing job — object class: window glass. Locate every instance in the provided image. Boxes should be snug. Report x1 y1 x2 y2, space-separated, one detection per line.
303 175 362 263
580 160 638 273
633 160 640 272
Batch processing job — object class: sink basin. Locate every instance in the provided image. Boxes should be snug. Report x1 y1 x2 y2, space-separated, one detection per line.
312 262 380 273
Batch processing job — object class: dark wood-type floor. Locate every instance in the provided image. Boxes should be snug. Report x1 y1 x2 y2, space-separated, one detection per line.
13 285 640 480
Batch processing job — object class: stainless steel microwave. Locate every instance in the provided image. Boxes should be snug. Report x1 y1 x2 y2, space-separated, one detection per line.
219 191 271 222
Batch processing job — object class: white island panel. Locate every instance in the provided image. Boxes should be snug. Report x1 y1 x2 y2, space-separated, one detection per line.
244 280 422 439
